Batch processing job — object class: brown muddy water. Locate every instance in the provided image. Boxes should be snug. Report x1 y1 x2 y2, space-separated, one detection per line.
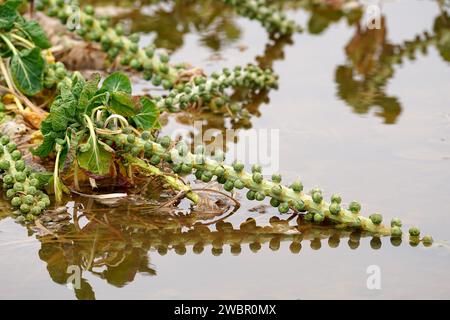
1 0 450 299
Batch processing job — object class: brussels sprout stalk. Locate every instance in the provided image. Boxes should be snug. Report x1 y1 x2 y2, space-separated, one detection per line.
123 154 199 203
105 132 395 235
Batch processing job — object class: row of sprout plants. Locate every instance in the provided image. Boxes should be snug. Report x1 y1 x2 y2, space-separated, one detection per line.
0 0 434 246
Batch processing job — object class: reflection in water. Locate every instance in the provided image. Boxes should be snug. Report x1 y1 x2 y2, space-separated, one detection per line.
81 0 450 129
83 0 241 52
336 11 450 124
8 196 424 300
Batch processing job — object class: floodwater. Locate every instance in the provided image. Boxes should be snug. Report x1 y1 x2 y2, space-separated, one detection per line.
1 0 450 299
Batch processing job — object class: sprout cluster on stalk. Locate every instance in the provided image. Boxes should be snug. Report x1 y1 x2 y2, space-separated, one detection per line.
97 129 429 240
0 134 51 221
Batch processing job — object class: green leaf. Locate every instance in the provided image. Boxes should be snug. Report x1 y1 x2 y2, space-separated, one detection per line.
77 136 112 176
0 4 17 29
31 132 58 158
109 91 137 117
70 72 87 99
10 47 44 96
101 72 132 94
3 0 23 10
131 97 160 130
79 73 101 112
21 20 51 49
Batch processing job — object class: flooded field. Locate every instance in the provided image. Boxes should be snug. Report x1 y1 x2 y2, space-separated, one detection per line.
0 0 449 299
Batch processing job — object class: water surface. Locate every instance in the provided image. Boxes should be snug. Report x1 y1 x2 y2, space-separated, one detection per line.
0 0 449 299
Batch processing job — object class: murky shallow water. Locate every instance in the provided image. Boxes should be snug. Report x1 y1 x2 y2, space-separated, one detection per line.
1 0 450 299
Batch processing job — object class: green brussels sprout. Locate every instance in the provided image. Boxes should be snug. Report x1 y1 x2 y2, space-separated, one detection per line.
391 218 402 227
232 161 244 172
348 201 361 214
252 172 263 184
37 201 47 210
422 235 433 246
314 213 324 223
11 197 21 207
129 33 140 43
31 207 42 216
11 150 22 161
304 212 314 221
369 213 383 225
30 178 40 187
6 142 16 152
127 134 136 144
234 179 245 189
0 135 9 145
20 204 30 214
23 195 34 205
290 181 303 192
292 200 305 211
271 173 281 183
391 226 402 238
271 185 282 196
224 180 234 192
3 174 14 184
255 192 265 201
130 59 141 70
84 5 95 15
201 171 212 182
150 155 161 165
331 194 342 204
160 53 170 63
213 166 225 177
251 164 262 173
141 131 152 140
312 191 323 204
270 198 280 207
145 47 155 58
0 159 10 170
14 172 27 182
246 190 256 200
409 227 420 237
160 136 171 149
115 24 124 35
26 186 37 196
14 160 26 172
278 202 289 213
6 189 16 199
329 202 341 215
129 43 139 54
